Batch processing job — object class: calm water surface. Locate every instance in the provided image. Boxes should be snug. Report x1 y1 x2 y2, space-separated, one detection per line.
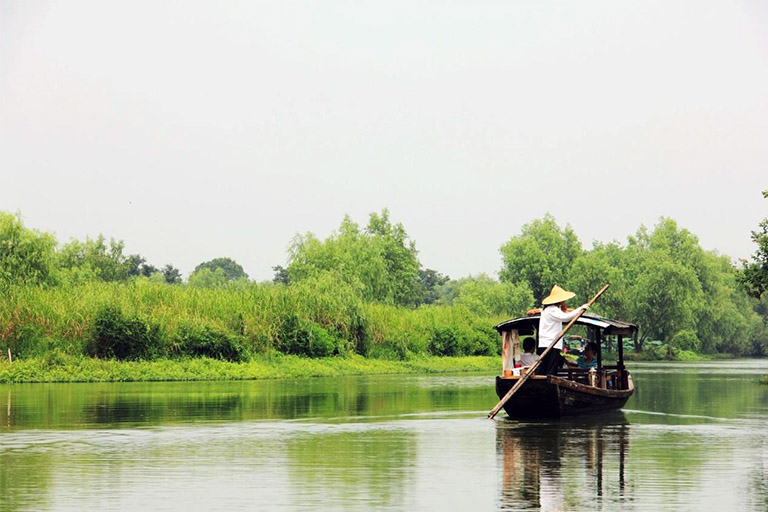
1 360 767 511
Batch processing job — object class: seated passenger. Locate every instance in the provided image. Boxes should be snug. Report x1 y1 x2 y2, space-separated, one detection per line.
519 337 539 367
568 341 598 370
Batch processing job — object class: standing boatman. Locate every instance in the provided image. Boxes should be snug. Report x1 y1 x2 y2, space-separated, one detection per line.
536 285 590 375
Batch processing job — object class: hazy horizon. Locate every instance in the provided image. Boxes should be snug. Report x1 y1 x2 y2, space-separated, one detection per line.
2 1 767 280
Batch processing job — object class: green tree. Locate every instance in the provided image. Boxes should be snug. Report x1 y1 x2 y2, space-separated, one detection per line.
739 190 768 298
499 214 583 302
751 294 768 356
0 212 57 287
365 210 421 305
670 329 700 352
629 251 700 347
125 254 158 277
568 241 629 319
450 274 534 316
191 257 248 282
272 265 290 285
287 210 421 306
161 264 182 284
57 235 154 282
187 267 228 288
631 217 760 354
417 268 450 305
692 251 755 354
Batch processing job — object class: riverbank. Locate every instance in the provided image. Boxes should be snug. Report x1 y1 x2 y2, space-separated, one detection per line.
603 349 714 362
0 354 499 383
1 350 734 384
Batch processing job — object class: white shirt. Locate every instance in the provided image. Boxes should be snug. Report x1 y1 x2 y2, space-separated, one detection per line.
519 352 539 366
538 305 582 349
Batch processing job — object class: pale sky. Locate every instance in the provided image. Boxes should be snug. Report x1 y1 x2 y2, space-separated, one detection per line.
1 1 767 281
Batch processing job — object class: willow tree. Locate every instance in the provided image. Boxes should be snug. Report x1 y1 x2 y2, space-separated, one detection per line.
499 214 582 303
0 212 57 287
57 235 156 283
739 190 768 299
287 209 421 306
448 274 534 317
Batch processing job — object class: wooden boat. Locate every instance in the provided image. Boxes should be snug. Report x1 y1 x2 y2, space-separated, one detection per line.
494 313 637 418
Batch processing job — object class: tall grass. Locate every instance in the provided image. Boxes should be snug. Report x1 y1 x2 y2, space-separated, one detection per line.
0 279 508 363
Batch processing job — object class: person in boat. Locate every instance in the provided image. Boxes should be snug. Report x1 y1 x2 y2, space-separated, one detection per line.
519 337 538 367
567 341 598 370
536 285 589 375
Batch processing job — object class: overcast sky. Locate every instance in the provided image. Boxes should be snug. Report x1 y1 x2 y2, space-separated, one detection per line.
1 0 767 281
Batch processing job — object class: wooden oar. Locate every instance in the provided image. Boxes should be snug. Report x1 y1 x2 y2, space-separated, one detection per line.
488 284 609 419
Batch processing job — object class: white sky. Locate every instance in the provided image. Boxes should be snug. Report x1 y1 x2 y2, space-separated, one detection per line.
1 0 767 280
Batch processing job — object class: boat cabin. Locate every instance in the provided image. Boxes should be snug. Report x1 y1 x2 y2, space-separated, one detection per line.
495 312 638 392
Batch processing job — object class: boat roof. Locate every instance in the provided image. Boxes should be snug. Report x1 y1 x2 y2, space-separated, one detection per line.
495 312 638 336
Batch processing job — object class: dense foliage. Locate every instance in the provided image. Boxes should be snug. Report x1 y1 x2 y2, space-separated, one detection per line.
0 280 502 363
0 208 766 366
189 257 248 287
0 212 57 287
287 210 422 306
518 218 768 355
739 190 768 299
499 214 582 302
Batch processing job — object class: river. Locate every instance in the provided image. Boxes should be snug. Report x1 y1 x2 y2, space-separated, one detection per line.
1 360 767 511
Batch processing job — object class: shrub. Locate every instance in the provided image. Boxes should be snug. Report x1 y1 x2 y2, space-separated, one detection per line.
277 313 341 358
429 327 460 356
461 326 499 356
41 347 74 369
175 325 247 362
287 272 369 355
349 317 370 356
428 325 499 357
87 305 158 360
671 330 700 351
5 324 46 358
368 333 409 360
305 324 339 358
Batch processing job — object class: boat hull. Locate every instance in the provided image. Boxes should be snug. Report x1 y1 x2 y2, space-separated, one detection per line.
494 374 633 418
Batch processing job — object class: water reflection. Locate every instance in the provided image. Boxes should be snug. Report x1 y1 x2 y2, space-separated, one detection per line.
286 428 416 509
1 362 768 511
0 376 498 431
497 414 630 510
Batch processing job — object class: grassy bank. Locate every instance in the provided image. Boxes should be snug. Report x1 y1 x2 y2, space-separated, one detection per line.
759 376 768 385
621 349 712 362
0 354 499 383
0 281 503 363
1 282 745 383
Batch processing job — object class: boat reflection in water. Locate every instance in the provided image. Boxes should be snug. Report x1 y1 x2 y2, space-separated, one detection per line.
496 412 629 510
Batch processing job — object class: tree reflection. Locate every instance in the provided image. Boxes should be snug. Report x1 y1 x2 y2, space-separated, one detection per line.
497 413 630 510
286 429 416 509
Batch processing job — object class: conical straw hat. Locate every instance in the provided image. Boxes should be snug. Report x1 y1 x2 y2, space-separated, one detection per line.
541 285 576 305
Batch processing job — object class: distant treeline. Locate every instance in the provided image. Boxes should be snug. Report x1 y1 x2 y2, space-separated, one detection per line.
0 205 767 363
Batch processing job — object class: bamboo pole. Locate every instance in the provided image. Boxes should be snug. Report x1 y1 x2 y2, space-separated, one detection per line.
7 348 11 364
488 284 609 419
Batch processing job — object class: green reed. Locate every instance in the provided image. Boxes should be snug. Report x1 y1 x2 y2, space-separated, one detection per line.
0 280 507 366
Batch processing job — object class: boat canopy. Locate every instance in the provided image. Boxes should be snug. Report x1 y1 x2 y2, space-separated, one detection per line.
495 313 638 337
